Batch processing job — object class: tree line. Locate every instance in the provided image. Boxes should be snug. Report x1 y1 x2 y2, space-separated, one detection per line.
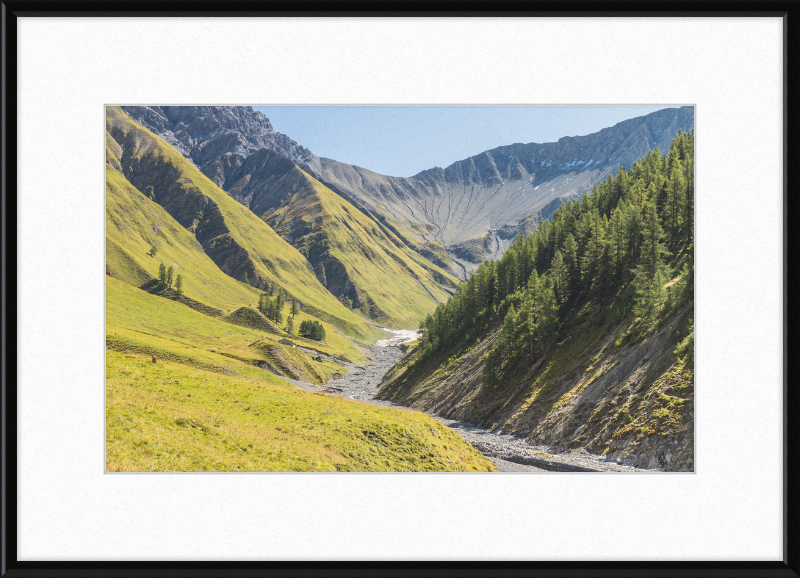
417 129 694 375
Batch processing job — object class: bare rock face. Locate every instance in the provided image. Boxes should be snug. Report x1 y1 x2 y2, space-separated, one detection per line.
121 105 316 169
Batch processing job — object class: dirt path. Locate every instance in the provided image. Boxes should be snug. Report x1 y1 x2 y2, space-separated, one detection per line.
277 330 651 472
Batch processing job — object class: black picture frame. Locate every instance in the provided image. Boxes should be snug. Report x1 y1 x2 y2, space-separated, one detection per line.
1 2 797 577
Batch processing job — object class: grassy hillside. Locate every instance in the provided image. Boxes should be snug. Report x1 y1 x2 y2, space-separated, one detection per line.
106 345 495 471
106 277 358 380
202 149 460 328
106 106 380 343
264 170 459 327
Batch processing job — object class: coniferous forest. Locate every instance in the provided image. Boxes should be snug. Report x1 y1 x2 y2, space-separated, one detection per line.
417 130 694 370
377 130 695 470
107 104 695 472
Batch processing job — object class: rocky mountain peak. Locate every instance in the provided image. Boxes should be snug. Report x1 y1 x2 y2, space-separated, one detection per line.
121 105 315 169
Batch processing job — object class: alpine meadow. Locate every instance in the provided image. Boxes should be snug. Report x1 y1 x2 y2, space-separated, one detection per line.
106 105 694 472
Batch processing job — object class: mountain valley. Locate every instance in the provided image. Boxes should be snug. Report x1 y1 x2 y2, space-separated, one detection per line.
106 105 694 472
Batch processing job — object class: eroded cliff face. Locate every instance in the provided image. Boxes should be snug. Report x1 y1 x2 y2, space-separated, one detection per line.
377 304 694 471
311 107 695 271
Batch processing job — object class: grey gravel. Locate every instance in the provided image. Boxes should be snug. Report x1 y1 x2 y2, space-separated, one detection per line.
276 340 654 472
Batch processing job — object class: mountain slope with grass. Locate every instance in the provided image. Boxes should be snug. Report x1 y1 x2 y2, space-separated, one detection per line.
106 106 379 342
378 130 695 471
105 279 495 471
201 148 459 327
105 108 494 472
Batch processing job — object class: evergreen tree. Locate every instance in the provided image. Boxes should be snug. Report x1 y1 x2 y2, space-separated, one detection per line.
406 128 692 373
562 234 580 302
291 297 298 317
147 245 158 257
158 263 166 285
665 161 686 247
634 268 668 333
166 266 174 288
550 251 566 304
538 283 558 351
523 270 540 357
175 274 183 298
591 241 612 300
636 201 669 283
242 271 249 285
498 304 517 360
287 316 294 335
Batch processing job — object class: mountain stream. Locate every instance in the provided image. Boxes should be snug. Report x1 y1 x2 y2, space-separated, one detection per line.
281 328 648 473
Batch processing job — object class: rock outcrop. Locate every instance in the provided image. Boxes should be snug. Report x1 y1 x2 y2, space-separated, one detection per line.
121 105 316 169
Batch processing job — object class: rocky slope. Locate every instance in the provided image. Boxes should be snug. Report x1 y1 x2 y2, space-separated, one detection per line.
312 106 694 277
121 105 317 170
377 302 694 471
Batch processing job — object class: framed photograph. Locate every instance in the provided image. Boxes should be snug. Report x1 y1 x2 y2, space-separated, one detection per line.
3 3 797 576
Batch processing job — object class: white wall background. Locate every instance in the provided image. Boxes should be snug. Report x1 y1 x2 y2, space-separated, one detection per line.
16 17 783 561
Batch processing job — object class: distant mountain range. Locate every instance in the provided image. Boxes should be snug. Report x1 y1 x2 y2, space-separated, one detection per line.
124 105 693 284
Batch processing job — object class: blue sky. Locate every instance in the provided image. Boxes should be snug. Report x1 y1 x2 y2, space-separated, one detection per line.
253 105 673 178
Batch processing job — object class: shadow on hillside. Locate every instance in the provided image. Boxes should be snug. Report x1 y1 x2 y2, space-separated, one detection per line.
139 279 223 317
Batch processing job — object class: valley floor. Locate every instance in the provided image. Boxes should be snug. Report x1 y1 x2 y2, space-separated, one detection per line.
284 329 655 473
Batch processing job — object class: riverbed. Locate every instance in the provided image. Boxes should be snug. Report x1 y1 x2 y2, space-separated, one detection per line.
283 329 649 472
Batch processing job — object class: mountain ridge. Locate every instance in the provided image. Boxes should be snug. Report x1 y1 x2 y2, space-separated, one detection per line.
123 105 694 279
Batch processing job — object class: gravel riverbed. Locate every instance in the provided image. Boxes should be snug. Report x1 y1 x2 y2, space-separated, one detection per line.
280 329 652 473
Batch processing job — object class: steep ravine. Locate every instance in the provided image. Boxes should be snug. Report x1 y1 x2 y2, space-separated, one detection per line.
274 329 651 472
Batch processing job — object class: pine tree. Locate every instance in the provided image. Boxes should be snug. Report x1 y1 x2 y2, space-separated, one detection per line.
636 201 669 283
287 316 294 335
242 271 249 285
158 263 166 285
291 297 298 317
147 245 158 257
166 266 174 288
538 283 558 350
634 268 668 333
266 300 275 322
175 274 183 298
624 202 643 270
524 270 540 357
665 161 686 247
683 152 694 244
562 234 579 302
498 304 516 360
591 241 612 301
550 251 566 304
